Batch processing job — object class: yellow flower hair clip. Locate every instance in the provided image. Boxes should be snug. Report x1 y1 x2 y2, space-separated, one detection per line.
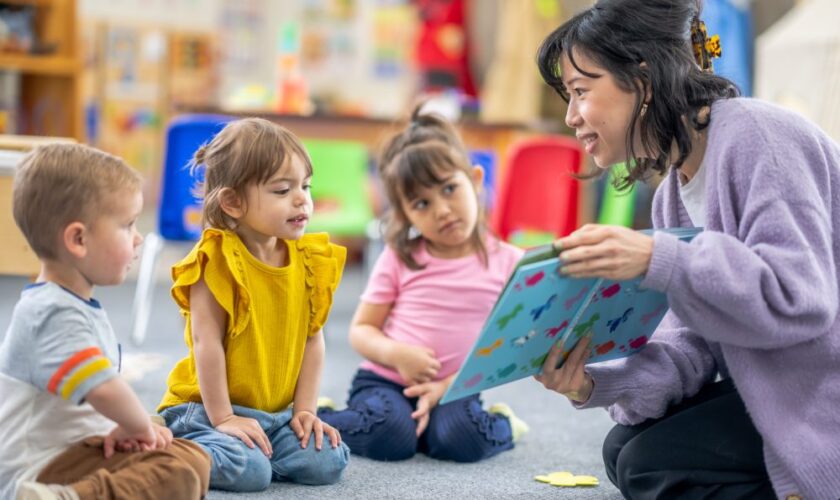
690 18 722 72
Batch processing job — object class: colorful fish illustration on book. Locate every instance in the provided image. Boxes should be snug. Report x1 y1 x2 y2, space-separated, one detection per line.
440 227 702 404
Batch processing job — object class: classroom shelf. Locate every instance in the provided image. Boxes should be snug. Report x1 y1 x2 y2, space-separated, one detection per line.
0 0 82 140
0 0 55 6
0 54 78 76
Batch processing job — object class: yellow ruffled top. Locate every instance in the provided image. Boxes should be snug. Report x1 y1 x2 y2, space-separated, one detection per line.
158 229 346 413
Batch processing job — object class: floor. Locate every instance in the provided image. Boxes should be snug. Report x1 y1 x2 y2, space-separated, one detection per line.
0 243 622 499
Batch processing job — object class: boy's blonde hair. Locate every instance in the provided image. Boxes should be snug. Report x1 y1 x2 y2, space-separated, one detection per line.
378 104 489 270
190 118 312 230
13 143 142 260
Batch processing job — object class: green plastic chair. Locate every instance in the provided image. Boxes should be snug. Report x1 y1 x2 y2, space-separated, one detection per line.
598 163 637 227
303 138 374 236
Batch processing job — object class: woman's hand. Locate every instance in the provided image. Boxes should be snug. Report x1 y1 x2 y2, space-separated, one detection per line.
535 335 594 403
290 410 341 450
555 224 654 281
403 378 449 436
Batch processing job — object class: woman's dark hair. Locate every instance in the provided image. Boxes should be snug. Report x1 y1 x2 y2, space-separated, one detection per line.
537 0 738 188
378 104 488 270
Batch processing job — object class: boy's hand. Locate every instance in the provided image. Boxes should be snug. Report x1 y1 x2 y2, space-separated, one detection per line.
290 410 341 450
114 423 173 454
391 344 441 385
215 415 273 458
151 422 174 449
103 424 157 458
403 379 448 436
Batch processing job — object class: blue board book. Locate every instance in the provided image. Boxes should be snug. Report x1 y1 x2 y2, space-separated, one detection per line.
440 227 701 404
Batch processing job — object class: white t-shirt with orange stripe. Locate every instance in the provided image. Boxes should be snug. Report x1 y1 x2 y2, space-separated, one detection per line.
0 282 118 498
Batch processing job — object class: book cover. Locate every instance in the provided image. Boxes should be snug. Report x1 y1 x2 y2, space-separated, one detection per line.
440 227 701 404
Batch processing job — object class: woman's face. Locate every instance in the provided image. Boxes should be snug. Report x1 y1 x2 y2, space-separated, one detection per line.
561 50 642 169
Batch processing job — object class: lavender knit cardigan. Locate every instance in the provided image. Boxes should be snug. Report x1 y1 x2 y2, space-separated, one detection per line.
579 98 840 500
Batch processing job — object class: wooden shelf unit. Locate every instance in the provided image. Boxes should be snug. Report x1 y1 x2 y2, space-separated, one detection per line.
0 0 82 140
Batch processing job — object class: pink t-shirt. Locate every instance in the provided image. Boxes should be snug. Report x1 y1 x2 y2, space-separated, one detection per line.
360 238 524 386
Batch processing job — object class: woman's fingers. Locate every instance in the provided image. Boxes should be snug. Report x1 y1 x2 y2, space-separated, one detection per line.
537 336 592 394
540 340 566 377
567 335 593 368
557 225 609 250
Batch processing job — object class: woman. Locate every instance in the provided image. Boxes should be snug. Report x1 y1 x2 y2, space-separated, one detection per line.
534 1 840 499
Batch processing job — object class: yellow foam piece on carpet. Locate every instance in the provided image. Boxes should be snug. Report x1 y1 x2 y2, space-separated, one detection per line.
550 475 578 487
535 471 573 482
573 475 599 486
534 471 600 487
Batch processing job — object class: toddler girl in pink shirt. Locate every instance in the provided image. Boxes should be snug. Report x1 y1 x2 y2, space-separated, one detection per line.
318 105 528 462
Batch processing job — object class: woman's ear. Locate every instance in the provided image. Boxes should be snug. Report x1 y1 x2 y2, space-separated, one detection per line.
219 187 245 220
62 221 88 259
639 62 652 105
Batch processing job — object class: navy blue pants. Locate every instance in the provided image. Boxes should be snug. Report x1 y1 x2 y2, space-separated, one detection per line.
318 369 514 462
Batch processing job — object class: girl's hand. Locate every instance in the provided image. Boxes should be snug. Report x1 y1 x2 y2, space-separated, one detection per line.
103 423 157 458
555 224 654 281
290 410 341 450
391 344 441 385
215 414 273 457
403 379 448 436
535 335 594 403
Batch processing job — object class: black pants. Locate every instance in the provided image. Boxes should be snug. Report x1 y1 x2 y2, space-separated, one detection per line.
603 379 775 499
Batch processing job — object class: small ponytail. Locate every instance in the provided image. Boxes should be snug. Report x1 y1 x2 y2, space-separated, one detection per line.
189 144 208 176
378 102 490 270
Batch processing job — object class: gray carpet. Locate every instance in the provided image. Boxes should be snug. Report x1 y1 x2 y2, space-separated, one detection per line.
0 263 622 499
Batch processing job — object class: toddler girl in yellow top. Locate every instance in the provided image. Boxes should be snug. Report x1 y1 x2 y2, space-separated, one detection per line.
157 118 349 493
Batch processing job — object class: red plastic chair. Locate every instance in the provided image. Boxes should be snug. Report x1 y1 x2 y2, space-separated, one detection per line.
491 136 583 245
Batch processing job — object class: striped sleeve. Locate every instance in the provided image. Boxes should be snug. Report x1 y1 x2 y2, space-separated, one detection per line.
32 307 118 404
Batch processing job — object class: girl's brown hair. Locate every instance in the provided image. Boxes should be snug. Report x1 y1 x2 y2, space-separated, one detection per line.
378 104 488 270
190 118 312 229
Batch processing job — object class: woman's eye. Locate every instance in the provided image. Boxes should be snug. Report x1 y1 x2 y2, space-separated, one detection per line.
574 88 585 97
274 189 290 195
303 184 311 191
443 184 456 194
413 200 428 210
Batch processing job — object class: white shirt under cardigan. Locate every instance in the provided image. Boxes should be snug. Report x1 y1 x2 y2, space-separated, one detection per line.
678 160 706 227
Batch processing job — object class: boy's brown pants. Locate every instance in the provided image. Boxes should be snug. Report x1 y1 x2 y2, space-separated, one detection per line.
35 436 210 499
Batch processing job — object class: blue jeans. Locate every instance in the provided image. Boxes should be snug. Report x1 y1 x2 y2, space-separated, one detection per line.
318 369 514 462
160 403 350 492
